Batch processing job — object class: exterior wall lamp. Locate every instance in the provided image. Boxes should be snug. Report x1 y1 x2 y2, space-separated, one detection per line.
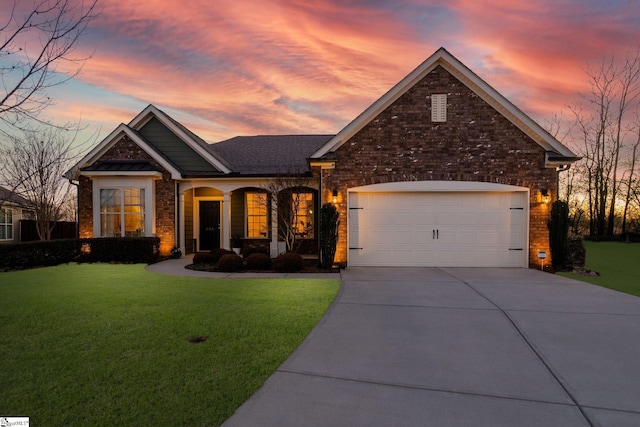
332 189 338 204
540 189 550 204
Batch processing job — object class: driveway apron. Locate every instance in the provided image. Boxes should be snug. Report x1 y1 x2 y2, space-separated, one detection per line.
222 268 640 426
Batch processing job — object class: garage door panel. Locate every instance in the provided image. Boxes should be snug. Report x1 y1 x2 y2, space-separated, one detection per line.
348 190 528 267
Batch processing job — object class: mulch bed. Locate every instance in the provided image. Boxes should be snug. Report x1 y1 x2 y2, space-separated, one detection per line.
186 258 340 274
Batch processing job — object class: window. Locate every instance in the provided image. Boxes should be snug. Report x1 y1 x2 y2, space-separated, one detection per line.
246 192 268 238
100 188 145 237
0 208 13 240
292 193 314 238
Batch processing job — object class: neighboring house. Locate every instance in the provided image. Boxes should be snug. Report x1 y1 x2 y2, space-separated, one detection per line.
0 186 33 244
65 48 579 267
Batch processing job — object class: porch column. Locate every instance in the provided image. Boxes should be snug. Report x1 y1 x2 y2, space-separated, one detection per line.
179 191 186 254
222 191 231 250
270 198 279 257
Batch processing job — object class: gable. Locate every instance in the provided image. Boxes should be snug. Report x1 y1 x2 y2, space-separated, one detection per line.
137 117 223 175
327 65 552 185
65 124 183 180
312 48 578 166
66 105 231 180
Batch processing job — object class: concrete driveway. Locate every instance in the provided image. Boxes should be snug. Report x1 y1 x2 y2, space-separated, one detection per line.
223 268 640 426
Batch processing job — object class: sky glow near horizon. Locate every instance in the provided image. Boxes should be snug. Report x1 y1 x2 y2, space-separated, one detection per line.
2 0 640 152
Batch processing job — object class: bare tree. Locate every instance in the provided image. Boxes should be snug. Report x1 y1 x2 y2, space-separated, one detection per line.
0 126 78 240
606 50 640 234
262 174 315 253
621 112 640 233
543 113 587 234
1 0 98 129
568 48 640 237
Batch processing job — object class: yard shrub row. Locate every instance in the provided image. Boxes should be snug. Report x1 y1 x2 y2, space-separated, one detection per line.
192 249 235 265
0 237 160 270
192 250 303 273
0 239 79 270
78 237 160 264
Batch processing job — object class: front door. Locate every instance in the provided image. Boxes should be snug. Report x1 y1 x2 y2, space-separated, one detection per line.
199 201 221 251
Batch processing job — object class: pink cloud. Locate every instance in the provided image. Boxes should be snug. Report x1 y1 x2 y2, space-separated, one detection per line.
446 0 640 117
63 0 433 140
4 0 638 144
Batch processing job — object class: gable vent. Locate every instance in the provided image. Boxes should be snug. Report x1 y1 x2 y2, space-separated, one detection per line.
431 94 447 122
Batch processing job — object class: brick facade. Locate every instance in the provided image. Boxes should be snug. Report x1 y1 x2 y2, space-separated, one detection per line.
321 65 557 267
77 135 176 256
78 175 93 239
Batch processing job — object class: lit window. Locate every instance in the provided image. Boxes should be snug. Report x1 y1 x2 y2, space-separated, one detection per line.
0 208 13 240
292 193 314 238
246 192 268 238
100 188 145 237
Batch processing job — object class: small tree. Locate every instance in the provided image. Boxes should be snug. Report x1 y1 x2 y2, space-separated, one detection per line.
319 203 339 269
548 200 570 270
262 173 314 253
0 126 77 240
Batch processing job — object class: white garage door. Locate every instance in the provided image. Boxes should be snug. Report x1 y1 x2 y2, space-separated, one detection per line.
348 182 529 268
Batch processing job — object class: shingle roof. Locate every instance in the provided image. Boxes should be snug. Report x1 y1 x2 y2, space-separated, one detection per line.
0 186 32 207
65 105 335 180
210 135 335 175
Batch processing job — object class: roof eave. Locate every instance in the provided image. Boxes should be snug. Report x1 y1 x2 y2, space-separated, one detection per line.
545 152 582 168
79 170 164 179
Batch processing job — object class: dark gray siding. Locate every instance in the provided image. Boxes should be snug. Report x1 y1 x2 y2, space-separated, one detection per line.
139 117 220 174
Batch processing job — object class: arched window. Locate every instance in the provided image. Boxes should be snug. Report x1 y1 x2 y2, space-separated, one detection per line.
292 192 314 238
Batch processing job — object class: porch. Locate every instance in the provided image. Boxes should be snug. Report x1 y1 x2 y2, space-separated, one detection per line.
177 180 319 257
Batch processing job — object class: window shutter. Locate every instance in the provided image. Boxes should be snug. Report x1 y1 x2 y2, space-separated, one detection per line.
431 94 447 122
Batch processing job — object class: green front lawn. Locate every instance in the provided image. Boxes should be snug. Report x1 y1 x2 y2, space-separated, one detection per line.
0 264 340 426
559 241 640 297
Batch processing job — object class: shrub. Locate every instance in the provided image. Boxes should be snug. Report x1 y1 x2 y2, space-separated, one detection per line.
78 237 160 264
566 236 586 269
548 200 569 270
319 203 340 269
244 253 272 270
210 248 235 262
241 244 269 258
217 254 244 272
273 252 304 273
0 237 160 270
0 239 80 270
192 252 217 265
170 247 182 259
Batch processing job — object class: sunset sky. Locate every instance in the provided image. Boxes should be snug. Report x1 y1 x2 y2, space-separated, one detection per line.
4 0 640 151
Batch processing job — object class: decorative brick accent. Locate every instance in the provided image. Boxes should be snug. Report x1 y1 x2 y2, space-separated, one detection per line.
77 135 176 256
154 174 176 256
322 65 556 267
78 175 93 238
